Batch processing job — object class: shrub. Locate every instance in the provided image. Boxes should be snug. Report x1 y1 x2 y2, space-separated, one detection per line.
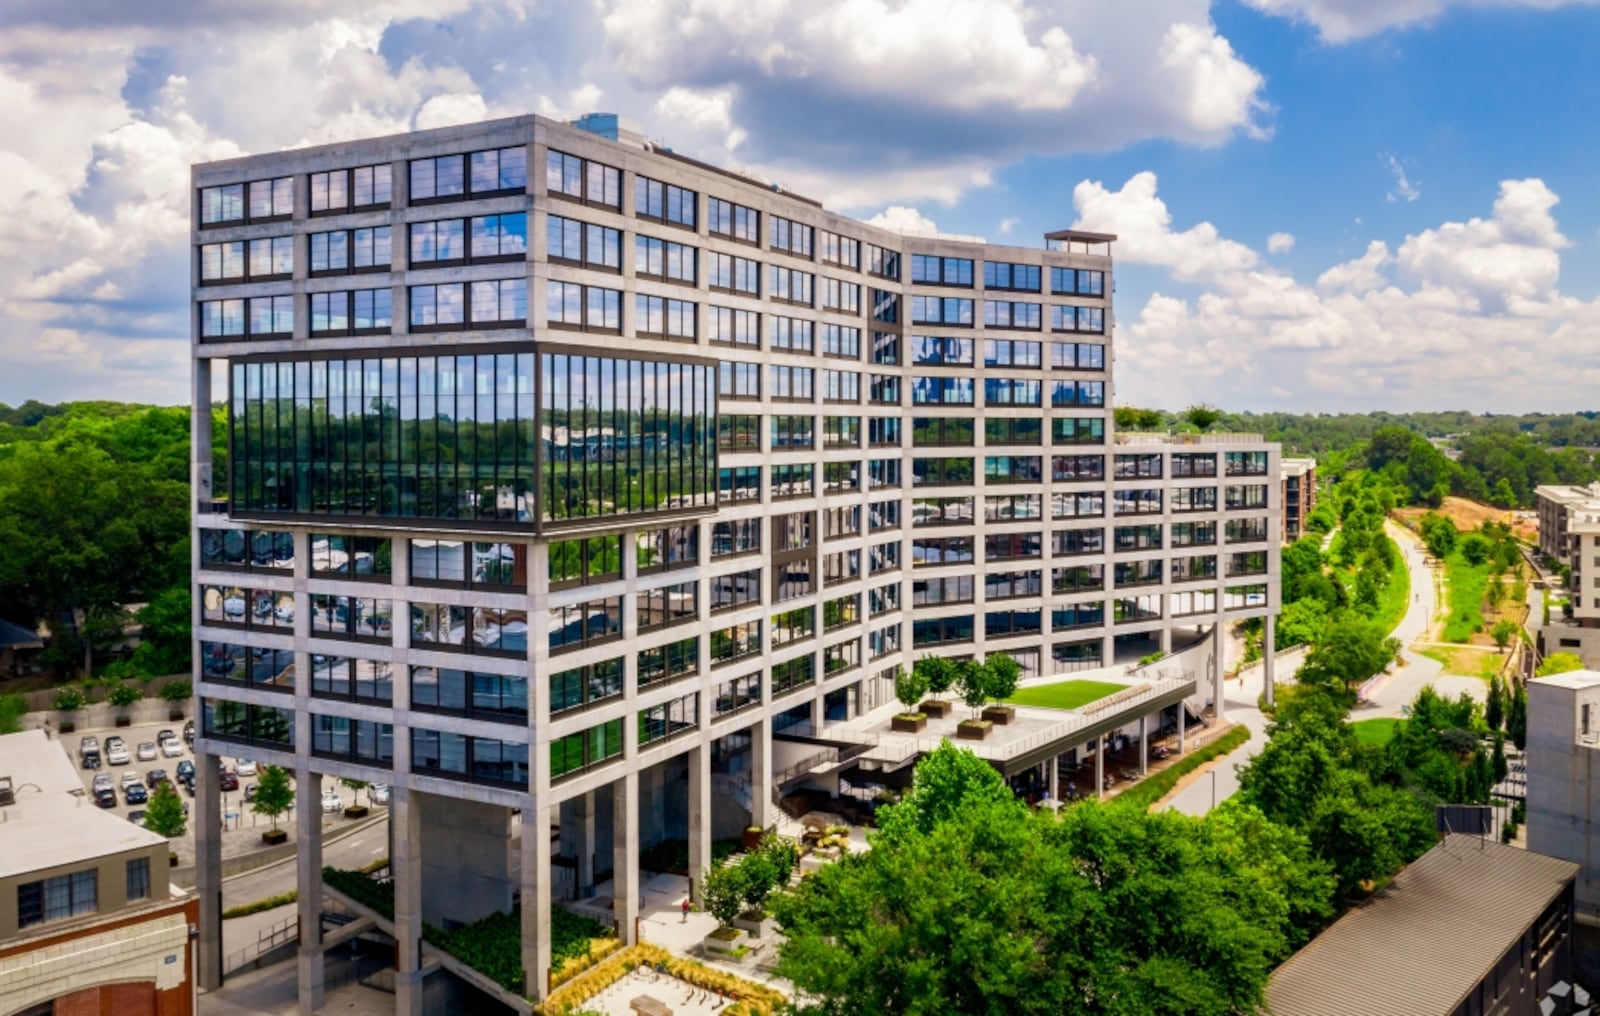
158 679 193 703
52 687 85 712
0 694 26 735
106 681 142 708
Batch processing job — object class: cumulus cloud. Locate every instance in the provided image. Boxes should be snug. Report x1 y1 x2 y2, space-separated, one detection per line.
865 207 942 235
1267 232 1295 253
1104 173 1600 411
1241 0 1599 43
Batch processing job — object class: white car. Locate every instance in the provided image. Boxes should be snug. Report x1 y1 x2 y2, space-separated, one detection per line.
320 789 343 814
160 737 184 758
120 771 142 790
367 783 390 806
105 741 130 766
135 742 158 762
234 759 258 777
91 773 114 793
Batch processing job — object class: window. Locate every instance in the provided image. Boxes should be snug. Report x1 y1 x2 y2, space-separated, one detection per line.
410 146 526 202
1052 342 1106 370
819 229 860 268
912 456 973 486
1052 454 1105 482
1115 454 1163 480
771 415 815 450
200 177 291 226
1171 555 1218 582
986 493 1041 520
412 728 528 789
1172 521 1217 547
914 496 976 527
1114 489 1163 516
821 369 859 402
910 295 974 325
708 252 761 295
984 378 1042 406
636 235 697 283
770 215 813 256
823 415 861 448
866 244 900 279
983 261 1041 292
412 604 528 658
17 869 97 927
1050 267 1105 296
1172 486 1218 512
1053 605 1104 630
711 568 761 611
912 615 974 647
986 533 1041 561
821 324 861 358
1225 451 1270 476
411 279 526 329
310 289 392 336
1051 305 1105 333
549 597 624 651
200 299 246 339
772 462 814 497
551 719 624 779
202 700 295 747
870 331 899 365
712 621 762 665
709 306 761 346
546 281 621 331
546 150 622 207
550 659 624 715
986 418 1042 445
310 164 393 213
1051 380 1105 407
869 374 901 405
715 672 763 715
639 525 700 573
720 465 762 501
639 580 698 630
911 377 974 405
913 417 974 446
911 255 973 286
983 300 1043 330
770 265 814 306
770 316 814 352
1117 559 1163 587
867 458 901 489
640 692 700 745
719 414 761 451
984 339 1042 367
1172 453 1217 477
1053 564 1104 592
638 636 699 688
719 362 760 399
984 455 1042 483
126 857 150 901
911 336 974 365
870 289 900 324
219 296 292 339
823 504 861 536
309 595 395 643
635 295 696 340
549 535 622 586
709 197 759 242
548 215 620 270
912 537 975 567
818 277 861 315
986 609 1041 638
202 237 293 284
1225 484 1270 510
410 213 528 265
636 175 696 227
1226 517 1269 543
311 655 395 702
867 416 901 446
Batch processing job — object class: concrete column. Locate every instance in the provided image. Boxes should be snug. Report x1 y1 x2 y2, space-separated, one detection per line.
1047 754 1059 801
749 715 772 829
1263 612 1277 708
1178 700 1187 753
1160 627 1172 656
613 769 640 944
810 691 825 737
393 789 425 1016
1095 738 1104 801
1138 716 1148 777
562 791 596 893
521 802 553 1002
688 745 712 903
296 770 324 1014
1212 624 1228 721
194 748 223 990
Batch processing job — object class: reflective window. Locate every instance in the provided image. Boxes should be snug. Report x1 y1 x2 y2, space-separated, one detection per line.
910 255 973 286
545 150 621 207
636 175 697 227
310 164 392 213
636 235 697 282
311 289 392 336
412 727 528 788
411 146 526 202
708 198 759 242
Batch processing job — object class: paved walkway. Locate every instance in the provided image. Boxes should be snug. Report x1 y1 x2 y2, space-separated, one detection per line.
1357 520 1444 718
1162 656 1271 816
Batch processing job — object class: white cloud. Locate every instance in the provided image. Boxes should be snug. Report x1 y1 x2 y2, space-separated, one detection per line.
1383 153 1421 203
1071 171 1259 281
1105 173 1600 411
1267 232 1295 253
865 206 941 235
999 217 1021 235
414 92 490 130
1241 0 1599 43
1157 22 1270 140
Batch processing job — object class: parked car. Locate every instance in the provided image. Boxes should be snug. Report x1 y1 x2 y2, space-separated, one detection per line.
320 789 343 814
123 783 147 805
234 758 258 777
175 760 195 782
127 810 146 826
157 729 175 743
160 737 184 758
80 750 101 771
183 720 195 745
219 769 239 792
146 769 169 789
94 787 117 809
91 773 114 793
135 742 157 762
106 740 130 766
243 783 257 803
79 736 100 757
368 783 390 806
120 771 142 790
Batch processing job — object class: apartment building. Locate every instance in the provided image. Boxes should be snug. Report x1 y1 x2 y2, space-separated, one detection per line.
1280 457 1316 543
189 112 1281 1012
1535 484 1600 666
0 730 198 1016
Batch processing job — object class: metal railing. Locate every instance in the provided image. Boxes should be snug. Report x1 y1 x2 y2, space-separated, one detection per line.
224 913 299 975
1113 432 1264 446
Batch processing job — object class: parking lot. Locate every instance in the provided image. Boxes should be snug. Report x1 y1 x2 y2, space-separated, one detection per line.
59 719 381 848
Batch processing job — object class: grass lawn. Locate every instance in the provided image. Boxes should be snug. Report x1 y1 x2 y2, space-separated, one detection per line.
1441 550 1491 643
1007 679 1124 711
1350 717 1406 747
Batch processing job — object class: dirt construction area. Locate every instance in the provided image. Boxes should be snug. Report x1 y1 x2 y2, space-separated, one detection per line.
1393 496 1537 542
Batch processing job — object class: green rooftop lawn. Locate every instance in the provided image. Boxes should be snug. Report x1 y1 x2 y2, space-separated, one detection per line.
1350 717 1406 747
1006 679 1125 711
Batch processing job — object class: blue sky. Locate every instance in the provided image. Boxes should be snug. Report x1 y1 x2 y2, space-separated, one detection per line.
1 0 1598 411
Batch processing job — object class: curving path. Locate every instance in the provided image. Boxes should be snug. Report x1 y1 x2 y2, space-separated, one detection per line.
1353 520 1446 718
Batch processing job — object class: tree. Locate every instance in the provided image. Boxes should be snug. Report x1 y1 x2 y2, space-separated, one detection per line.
340 777 369 807
877 741 1012 842
955 660 988 717
982 653 1021 707
893 667 927 714
1297 614 1400 698
1485 675 1505 731
1537 652 1583 676
1492 733 1509 785
1458 533 1491 566
1419 513 1458 560
702 857 749 928
914 656 956 701
145 781 186 838
1183 403 1221 432
1275 598 1329 650
1490 620 1517 653
132 587 193 676
1508 681 1528 751
251 765 295 833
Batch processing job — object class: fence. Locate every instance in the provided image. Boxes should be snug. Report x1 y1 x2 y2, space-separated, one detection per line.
224 913 299 975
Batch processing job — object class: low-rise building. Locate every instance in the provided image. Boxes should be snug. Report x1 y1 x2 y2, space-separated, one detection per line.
0 729 197 1016
1267 834 1579 1016
1527 670 1600 918
1280 457 1316 543
1534 485 1600 665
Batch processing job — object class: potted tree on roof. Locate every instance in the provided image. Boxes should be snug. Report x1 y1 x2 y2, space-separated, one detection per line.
914 656 956 719
252 765 294 846
981 653 1021 726
955 660 992 741
891 666 928 733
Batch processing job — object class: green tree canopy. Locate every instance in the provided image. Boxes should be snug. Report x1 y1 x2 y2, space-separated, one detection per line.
1296 614 1400 697
145 781 186 838
251 765 295 832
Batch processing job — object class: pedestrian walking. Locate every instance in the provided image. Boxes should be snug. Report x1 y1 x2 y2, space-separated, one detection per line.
681 897 692 923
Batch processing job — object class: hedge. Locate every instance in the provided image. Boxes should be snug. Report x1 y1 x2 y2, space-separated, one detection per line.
1110 724 1251 812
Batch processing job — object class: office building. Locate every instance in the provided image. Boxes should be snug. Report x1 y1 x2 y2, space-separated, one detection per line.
0 730 198 1016
188 112 1281 1011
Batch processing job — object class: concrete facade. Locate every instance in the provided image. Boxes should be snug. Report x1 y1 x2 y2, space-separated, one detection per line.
1280 457 1315 544
1526 669 1600 919
188 112 1282 1011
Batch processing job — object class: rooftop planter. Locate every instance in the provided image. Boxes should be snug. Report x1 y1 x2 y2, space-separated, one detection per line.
919 699 953 719
982 705 1017 725
956 718 993 741
892 712 927 733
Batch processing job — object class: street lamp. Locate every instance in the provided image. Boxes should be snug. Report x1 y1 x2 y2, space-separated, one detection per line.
1210 768 1217 811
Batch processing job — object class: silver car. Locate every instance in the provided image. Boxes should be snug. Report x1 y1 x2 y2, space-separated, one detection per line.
136 742 158 762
